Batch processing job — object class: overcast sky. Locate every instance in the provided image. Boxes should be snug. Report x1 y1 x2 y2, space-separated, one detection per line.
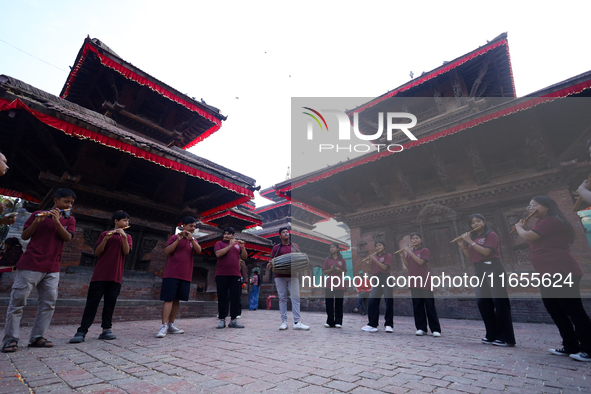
1 1 590 210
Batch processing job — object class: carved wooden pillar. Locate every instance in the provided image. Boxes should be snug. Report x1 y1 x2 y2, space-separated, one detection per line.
424 144 455 192
449 70 466 107
461 133 490 184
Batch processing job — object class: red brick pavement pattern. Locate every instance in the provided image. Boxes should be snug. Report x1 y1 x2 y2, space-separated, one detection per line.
0 310 590 393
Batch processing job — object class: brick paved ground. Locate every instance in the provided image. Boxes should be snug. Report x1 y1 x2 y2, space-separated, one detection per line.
0 310 590 393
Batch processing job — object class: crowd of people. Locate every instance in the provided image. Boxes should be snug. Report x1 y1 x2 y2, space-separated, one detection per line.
0 148 590 364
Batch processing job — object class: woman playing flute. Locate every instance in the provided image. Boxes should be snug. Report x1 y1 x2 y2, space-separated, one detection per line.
323 242 346 328
515 196 591 362
455 214 516 347
400 233 441 337
361 241 394 333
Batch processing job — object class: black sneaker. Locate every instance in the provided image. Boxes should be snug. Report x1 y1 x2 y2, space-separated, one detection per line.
549 347 572 356
69 332 85 344
570 352 591 362
228 319 244 328
481 338 494 345
98 330 116 340
216 319 226 329
492 340 515 347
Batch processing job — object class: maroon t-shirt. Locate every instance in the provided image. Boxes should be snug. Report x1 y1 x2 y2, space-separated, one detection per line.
323 256 347 290
271 243 300 278
163 235 195 281
16 211 76 273
91 231 133 283
529 216 583 276
468 231 501 263
214 240 242 277
405 247 431 289
372 253 392 275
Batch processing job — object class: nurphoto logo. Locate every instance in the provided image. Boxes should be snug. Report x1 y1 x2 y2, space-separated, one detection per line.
302 107 418 153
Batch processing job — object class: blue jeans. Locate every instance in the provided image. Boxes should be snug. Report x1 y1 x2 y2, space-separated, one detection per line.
249 285 260 310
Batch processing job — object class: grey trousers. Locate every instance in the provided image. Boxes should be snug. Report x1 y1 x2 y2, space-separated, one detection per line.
3 270 59 346
275 277 301 323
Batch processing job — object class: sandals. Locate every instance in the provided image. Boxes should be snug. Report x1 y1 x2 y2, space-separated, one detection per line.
1 341 18 353
28 337 53 348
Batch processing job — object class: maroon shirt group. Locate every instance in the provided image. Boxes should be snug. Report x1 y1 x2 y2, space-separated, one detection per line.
271 243 300 278
323 256 347 290
405 247 431 289
91 231 133 283
372 253 392 275
468 231 501 263
163 234 197 282
16 211 76 273
529 216 583 276
214 240 242 276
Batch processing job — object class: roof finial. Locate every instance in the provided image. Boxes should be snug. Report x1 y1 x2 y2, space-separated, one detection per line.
285 166 291 180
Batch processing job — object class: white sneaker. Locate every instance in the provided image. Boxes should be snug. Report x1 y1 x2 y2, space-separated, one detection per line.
236 315 241 319
293 322 310 331
415 329 426 336
362 325 378 332
335 324 342 328
433 331 441 337
385 326 394 333
167 322 184 334
156 323 168 338
324 323 331 328
279 321 288 330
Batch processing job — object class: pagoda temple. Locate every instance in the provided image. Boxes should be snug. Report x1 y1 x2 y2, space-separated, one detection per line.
251 184 349 310
278 33 591 322
0 37 259 324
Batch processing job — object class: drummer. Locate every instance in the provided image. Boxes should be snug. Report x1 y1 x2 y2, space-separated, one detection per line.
266 227 310 331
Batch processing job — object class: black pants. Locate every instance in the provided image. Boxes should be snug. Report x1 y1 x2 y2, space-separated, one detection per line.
325 288 345 326
77 281 122 334
216 276 241 320
540 275 591 353
227 279 243 316
474 260 515 345
410 288 441 333
368 273 394 328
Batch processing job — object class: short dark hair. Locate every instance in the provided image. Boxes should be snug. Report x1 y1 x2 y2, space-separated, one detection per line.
54 188 76 200
278 227 289 235
182 216 197 225
410 232 423 247
223 226 235 235
4 237 20 247
375 241 386 251
112 211 130 222
467 213 491 240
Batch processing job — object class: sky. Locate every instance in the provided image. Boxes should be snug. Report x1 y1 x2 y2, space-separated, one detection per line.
1 0 590 213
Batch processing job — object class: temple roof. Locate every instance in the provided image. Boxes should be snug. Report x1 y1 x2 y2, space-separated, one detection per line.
59 37 226 149
0 75 255 218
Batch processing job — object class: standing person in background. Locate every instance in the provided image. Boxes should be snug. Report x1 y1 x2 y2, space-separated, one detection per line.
69 211 132 343
323 242 346 328
0 238 23 278
400 233 441 337
455 214 516 347
249 268 261 310
157 217 201 338
352 270 370 316
515 196 591 362
0 150 17 227
214 227 246 329
2 188 76 353
266 227 310 331
362 241 394 333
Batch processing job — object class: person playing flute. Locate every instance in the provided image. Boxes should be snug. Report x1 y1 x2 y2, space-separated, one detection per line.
156 217 201 338
362 241 394 333
69 211 131 343
400 233 441 337
454 214 516 347
214 227 247 329
514 196 591 362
